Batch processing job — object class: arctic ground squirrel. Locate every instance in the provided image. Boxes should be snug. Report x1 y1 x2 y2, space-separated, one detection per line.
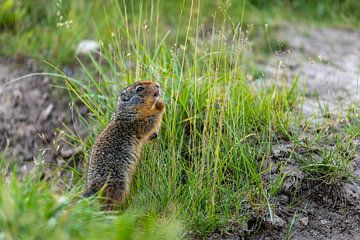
83 81 164 209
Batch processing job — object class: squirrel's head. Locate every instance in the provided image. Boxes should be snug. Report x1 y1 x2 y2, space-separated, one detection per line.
116 81 163 116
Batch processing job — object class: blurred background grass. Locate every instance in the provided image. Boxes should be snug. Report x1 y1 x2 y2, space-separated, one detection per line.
1 0 359 65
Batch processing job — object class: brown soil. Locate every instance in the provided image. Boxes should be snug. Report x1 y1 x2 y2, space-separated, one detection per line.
251 142 360 240
0 56 85 176
252 24 360 239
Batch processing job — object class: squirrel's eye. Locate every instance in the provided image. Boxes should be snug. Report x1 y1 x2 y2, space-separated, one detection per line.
136 86 145 92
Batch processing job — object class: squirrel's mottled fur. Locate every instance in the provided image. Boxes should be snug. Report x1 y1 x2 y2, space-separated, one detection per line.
83 81 164 208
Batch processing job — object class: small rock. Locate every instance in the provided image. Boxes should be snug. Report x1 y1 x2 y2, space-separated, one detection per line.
278 194 289 204
12 89 23 103
273 215 286 228
43 76 50 84
76 40 99 55
320 219 328 225
343 183 360 205
265 214 286 228
63 66 75 77
282 165 304 179
299 217 309 226
272 142 294 157
270 164 280 173
39 103 54 122
60 145 81 159
282 176 298 193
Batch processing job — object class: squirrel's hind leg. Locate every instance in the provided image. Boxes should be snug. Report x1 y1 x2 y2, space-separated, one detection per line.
104 186 127 210
82 184 100 198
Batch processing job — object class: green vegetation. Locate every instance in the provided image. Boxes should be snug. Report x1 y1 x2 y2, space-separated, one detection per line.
0 164 182 239
298 119 360 185
62 13 297 234
0 0 360 239
1 0 359 65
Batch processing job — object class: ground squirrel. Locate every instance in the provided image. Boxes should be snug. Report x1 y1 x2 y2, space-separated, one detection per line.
83 81 164 208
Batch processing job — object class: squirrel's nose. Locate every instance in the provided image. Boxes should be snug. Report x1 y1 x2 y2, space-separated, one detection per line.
153 83 161 97
154 89 160 97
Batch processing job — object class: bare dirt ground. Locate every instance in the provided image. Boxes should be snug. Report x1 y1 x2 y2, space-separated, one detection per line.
255 24 360 239
0 56 85 176
265 23 360 116
253 141 360 240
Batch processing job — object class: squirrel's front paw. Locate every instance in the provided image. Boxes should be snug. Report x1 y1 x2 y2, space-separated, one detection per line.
148 132 158 141
154 99 165 111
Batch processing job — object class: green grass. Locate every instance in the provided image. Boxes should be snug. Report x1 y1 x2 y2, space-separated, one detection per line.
56 1 298 236
297 116 360 185
1 0 360 239
0 164 183 239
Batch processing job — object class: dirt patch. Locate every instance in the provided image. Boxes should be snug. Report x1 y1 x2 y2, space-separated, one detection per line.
253 184 360 240
290 183 360 239
263 24 360 117
255 149 360 240
0 56 85 175
250 24 360 239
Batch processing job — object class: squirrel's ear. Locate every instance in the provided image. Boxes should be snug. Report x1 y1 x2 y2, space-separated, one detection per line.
120 92 129 102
